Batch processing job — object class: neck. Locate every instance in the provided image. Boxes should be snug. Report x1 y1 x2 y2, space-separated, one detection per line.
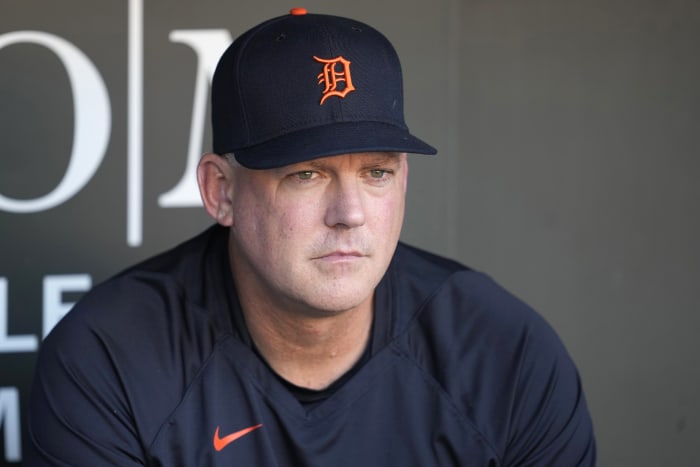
240 295 373 390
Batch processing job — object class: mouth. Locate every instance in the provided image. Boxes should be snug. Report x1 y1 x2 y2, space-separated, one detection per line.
313 250 365 262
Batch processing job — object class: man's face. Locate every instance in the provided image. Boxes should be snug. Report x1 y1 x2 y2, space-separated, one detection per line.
228 152 408 317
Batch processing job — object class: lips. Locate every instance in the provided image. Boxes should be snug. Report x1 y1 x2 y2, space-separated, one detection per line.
315 250 364 261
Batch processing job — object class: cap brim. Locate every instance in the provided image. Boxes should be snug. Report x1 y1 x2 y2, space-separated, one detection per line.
231 121 437 169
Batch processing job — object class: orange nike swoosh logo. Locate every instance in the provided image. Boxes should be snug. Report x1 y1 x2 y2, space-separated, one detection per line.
213 424 263 451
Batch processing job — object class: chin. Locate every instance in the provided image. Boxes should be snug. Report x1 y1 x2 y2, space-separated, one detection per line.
300 286 374 316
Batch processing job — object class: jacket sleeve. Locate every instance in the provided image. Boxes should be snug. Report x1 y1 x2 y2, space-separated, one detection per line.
502 314 597 466
25 305 148 466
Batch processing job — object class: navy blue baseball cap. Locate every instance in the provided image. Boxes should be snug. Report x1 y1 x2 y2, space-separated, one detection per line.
211 8 437 169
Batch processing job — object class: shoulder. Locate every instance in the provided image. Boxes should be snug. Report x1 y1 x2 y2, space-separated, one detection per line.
47 225 229 363
390 242 541 339
33 225 232 447
62 224 230 334
390 243 596 464
391 242 559 352
393 245 558 379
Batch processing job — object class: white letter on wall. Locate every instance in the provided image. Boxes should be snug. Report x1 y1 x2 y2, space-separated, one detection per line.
158 30 232 207
0 278 38 353
0 387 21 462
0 31 111 212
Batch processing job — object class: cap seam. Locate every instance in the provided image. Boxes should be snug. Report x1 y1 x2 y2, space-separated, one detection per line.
236 15 291 147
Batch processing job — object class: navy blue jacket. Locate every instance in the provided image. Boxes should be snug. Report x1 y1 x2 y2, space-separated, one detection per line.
27 225 595 465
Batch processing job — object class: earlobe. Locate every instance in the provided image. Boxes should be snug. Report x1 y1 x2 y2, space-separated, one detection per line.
197 153 235 226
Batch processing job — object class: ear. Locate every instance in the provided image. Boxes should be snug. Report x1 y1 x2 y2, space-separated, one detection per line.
197 153 235 226
399 153 409 194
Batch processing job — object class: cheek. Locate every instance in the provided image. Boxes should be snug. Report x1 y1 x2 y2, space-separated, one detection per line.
235 186 318 245
378 193 406 228
276 204 314 240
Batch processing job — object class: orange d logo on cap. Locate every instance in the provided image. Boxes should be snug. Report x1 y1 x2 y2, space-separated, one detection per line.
314 55 356 105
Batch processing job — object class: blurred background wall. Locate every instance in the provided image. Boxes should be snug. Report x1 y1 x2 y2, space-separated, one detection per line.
1 0 699 465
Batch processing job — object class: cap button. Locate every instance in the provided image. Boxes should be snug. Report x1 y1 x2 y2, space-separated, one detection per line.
290 7 307 15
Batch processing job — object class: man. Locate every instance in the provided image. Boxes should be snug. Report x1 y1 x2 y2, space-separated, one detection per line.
27 8 596 466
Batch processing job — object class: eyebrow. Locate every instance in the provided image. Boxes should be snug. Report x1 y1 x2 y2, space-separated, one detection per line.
306 152 403 170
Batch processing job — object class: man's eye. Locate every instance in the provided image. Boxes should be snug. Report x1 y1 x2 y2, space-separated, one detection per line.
295 171 315 180
369 169 389 179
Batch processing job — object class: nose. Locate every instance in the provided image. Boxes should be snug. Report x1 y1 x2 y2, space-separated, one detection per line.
324 177 366 229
